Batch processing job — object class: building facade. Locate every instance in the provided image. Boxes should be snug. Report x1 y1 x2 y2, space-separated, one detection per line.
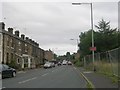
44 49 54 61
0 22 45 69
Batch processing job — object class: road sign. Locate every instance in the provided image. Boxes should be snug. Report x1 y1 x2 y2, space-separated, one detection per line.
90 47 96 51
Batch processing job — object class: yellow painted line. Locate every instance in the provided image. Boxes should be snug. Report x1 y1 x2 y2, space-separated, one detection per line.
80 72 95 89
73 67 95 89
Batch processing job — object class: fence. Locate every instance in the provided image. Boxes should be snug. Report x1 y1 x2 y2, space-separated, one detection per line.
83 47 119 77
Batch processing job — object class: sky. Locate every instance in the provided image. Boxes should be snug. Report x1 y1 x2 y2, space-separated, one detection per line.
0 0 118 55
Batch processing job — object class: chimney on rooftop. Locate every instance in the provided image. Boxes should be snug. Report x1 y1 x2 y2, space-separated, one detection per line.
8 28 13 34
21 34 25 40
0 22 5 30
15 30 20 37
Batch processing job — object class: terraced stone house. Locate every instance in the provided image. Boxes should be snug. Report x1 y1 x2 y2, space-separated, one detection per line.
0 22 45 69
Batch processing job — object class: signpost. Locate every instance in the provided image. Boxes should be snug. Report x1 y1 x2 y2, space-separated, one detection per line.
90 47 96 51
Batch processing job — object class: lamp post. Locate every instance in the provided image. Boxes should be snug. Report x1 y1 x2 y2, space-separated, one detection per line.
70 38 79 52
72 2 95 71
52 48 58 60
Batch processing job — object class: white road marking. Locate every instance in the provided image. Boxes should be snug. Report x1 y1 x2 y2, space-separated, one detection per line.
83 71 93 73
18 77 37 84
17 71 26 74
52 69 57 72
41 73 48 76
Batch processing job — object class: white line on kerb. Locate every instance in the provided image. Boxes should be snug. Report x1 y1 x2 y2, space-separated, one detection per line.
17 71 26 74
41 73 48 76
18 77 37 84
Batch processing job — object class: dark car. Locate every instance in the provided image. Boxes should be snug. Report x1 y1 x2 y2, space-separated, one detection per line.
57 62 61 66
0 64 16 78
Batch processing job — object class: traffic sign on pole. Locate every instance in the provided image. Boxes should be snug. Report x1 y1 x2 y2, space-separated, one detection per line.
90 47 96 51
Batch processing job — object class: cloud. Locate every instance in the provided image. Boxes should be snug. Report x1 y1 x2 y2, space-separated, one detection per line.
2 2 118 55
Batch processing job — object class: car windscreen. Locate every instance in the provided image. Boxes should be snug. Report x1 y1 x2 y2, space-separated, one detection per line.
45 62 50 64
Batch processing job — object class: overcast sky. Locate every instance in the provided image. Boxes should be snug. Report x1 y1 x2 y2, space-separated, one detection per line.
0 0 118 55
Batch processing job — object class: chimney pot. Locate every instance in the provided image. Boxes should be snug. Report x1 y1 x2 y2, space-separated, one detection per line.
15 30 19 37
26 37 29 40
8 28 13 34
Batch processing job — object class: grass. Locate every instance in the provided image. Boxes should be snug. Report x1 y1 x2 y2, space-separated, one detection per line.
87 83 94 90
84 61 119 84
94 61 119 84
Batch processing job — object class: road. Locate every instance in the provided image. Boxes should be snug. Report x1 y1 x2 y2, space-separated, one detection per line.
2 65 87 88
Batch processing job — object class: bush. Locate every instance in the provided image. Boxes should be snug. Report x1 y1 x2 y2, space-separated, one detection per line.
74 59 83 67
8 60 20 69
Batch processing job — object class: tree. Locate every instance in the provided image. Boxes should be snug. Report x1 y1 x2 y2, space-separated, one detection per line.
78 19 118 57
95 19 118 52
66 52 71 60
79 30 93 57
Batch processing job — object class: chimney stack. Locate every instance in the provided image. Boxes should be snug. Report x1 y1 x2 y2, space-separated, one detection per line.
26 37 29 40
0 22 5 30
29 39 32 43
8 28 13 34
15 30 19 37
21 34 25 40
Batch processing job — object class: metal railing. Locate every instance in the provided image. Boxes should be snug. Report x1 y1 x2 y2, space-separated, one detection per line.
83 47 119 76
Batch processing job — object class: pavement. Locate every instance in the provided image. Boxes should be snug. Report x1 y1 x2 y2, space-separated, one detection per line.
2 65 87 88
78 67 119 88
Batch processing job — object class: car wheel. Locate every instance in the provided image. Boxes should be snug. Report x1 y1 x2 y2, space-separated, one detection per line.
12 72 16 77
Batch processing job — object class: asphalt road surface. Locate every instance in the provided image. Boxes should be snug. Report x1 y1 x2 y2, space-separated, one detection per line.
2 65 87 88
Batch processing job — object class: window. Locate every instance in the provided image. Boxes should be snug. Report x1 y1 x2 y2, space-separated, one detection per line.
6 53 9 63
3 65 9 69
17 58 20 64
11 39 14 47
11 53 13 61
7 37 9 46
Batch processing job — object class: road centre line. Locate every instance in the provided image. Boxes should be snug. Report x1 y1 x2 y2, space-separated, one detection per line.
41 73 48 76
18 77 37 84
52 69 58 72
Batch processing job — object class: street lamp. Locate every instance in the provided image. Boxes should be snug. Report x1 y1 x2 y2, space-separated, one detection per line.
72 2 95 71
70 38 79 52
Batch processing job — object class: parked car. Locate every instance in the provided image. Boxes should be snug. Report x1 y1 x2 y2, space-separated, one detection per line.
0 64 16 78
57 62 62 66
68 61 72 65
43 62 52 69
51 62 55 67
